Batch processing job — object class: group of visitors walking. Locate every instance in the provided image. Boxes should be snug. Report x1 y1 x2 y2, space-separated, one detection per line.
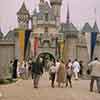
9 56 100 94
49 59 81 88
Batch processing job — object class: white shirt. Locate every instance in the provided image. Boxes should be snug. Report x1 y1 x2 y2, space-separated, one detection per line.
88 60 100 76
72 61 80 72
50 65 56 73
56 62 60 72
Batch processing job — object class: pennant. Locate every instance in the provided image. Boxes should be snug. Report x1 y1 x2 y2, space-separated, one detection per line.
34 34 38 57
24 30 31 58
60 40 64 58
91 32 97 60
19 31 25 62
85 32 97 61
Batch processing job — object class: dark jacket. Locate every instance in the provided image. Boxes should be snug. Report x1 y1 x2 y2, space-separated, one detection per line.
12 59 18 78
32 61 43 75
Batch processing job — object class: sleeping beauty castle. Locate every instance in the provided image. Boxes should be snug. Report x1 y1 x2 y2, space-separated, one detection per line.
0 0 100 70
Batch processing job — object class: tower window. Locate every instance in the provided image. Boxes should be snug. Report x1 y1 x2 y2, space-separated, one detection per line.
44 27 48 33
45 13 48 21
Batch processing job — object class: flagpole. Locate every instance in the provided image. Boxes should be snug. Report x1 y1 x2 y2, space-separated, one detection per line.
94 8 97 22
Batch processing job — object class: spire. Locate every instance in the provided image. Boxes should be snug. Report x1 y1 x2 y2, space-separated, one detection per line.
66 4 70 24
17 2 29 15
92 8 99 32
81 22 92 33
93 21 99 32
94 8 97 22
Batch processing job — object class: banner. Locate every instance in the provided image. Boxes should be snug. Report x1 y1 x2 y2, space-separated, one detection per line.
60 40 64 58
85 32 97 61
24 30 31 58
91 32 97 60
34 34 38 57
19 31 25 62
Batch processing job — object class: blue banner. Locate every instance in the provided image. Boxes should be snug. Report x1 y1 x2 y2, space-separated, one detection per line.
24 30 31 58
91 32 97 60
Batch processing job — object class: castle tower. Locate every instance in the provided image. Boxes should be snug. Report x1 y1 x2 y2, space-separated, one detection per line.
63 5 79 61
17 2 30 29
50 0 62 24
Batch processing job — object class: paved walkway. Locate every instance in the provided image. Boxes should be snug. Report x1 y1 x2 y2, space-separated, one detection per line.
0 74 100 100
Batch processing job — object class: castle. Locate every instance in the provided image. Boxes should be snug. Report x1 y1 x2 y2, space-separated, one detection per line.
1 0 100 64
0 0 100 79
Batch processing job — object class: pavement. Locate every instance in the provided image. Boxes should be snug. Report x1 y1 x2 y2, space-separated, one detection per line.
0 73 100 100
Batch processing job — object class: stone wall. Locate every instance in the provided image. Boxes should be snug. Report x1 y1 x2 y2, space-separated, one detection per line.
0 40 15 79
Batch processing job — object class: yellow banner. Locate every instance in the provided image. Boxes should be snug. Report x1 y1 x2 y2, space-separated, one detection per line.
19 31 24 62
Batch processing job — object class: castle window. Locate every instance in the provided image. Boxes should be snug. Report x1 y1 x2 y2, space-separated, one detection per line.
44 27 48 33
45 13 48 21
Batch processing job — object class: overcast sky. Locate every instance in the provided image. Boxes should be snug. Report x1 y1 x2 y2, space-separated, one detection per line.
0 0 100 34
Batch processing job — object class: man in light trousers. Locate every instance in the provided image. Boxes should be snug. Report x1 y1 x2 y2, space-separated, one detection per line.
72 59 80 80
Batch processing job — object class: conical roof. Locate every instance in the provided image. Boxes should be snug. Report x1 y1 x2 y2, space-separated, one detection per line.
92 21 99 32
59 4 78 38
81 22 92 33
5 30 16 40
60 23 78 33
59 22 79 38
17 2 29 15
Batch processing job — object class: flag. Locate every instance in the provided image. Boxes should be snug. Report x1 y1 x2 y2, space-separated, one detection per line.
34 34 38 57
85 32 97 61
19 31 25 62
24 30 31 58
91 32 97 60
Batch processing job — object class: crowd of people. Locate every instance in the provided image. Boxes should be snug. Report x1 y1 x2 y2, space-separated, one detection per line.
49 59 82 88
9 57 83 88
9 58 33 80
9 57 100 93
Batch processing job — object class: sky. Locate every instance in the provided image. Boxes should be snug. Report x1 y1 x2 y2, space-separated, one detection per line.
0 0 100 34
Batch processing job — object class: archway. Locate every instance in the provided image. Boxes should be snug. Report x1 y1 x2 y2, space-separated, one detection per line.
37 52 55 71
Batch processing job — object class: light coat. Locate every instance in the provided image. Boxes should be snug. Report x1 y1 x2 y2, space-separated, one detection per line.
56 62 65 83
88 60 100 76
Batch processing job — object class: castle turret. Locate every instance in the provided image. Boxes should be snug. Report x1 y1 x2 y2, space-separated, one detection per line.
50 0 62 25
63 5 79 61
17 2 30 29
